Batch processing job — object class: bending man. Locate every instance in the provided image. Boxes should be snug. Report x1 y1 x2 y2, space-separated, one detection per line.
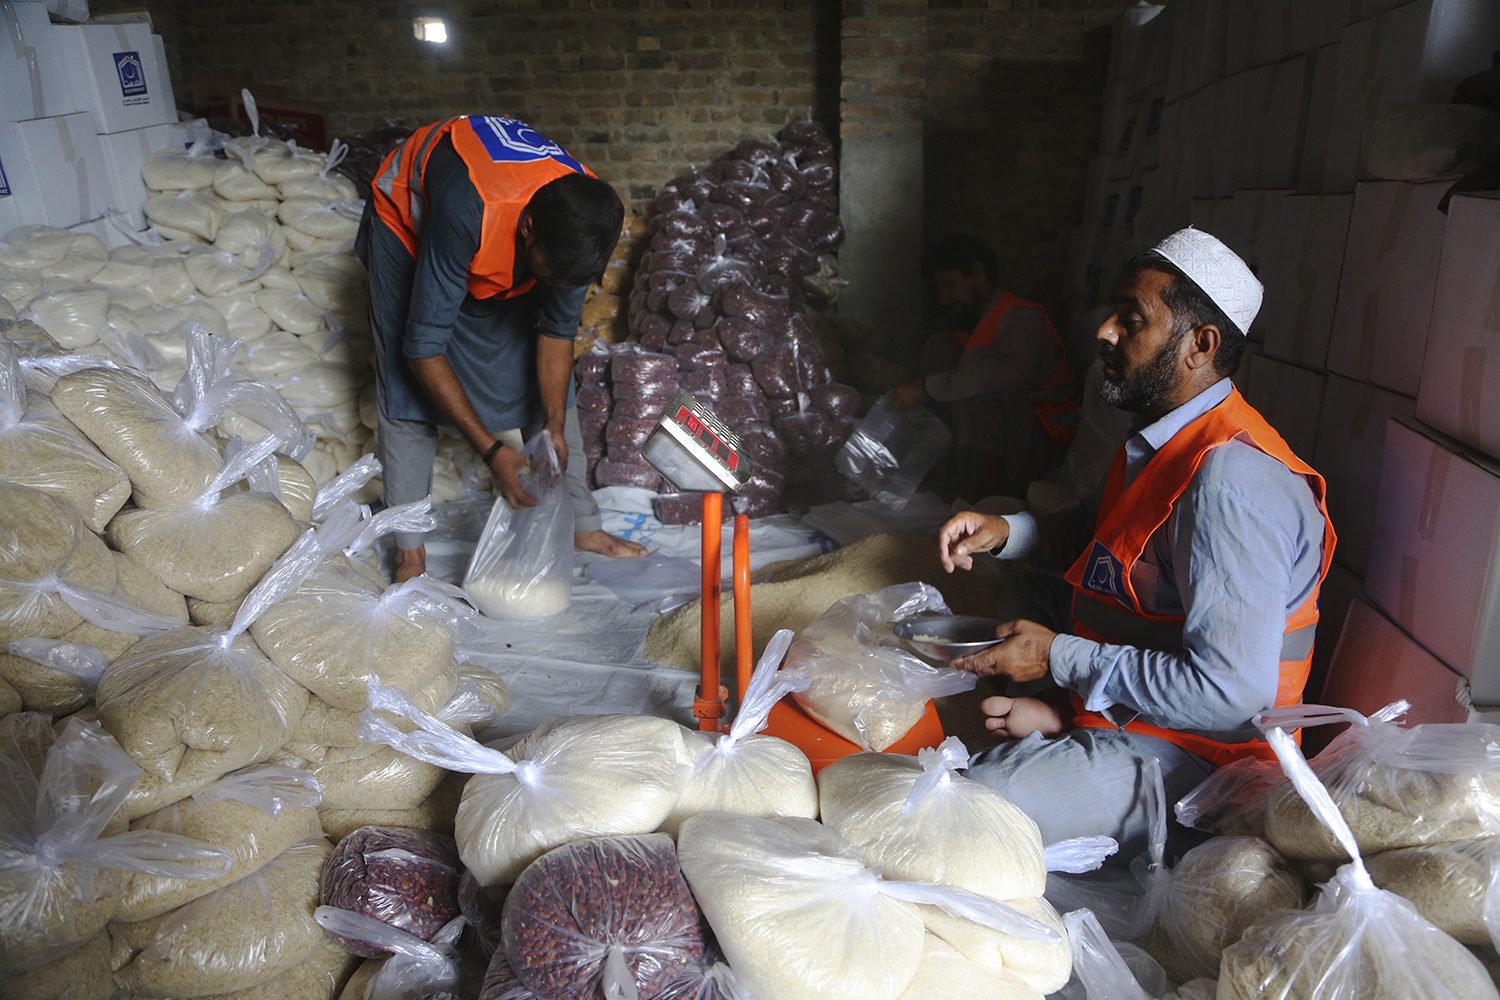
359 114 644 583
936 228 1336 858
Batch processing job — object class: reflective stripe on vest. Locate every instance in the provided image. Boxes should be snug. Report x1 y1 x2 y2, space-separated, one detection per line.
369 115 594 301
1062 386 1337 768
957 292 1080 447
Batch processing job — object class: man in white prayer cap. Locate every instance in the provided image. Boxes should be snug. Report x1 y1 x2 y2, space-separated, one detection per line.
934 228 1337 858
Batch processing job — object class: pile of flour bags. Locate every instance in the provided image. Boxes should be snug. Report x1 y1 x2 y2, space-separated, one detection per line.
0 108 485 504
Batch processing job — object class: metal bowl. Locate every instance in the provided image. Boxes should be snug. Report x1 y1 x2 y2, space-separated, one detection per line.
894 614 1006 663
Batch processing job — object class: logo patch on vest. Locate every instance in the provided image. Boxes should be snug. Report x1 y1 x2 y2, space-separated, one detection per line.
466 116 584 173
1081 540 1127 600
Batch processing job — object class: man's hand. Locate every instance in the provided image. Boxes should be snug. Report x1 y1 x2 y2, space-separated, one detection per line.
490 445 537 509
544 415 568 473
937 511 1010 572
889 378 927 411
952 619 1056 683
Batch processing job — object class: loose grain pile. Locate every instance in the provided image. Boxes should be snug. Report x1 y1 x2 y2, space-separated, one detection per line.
646 533 1002 674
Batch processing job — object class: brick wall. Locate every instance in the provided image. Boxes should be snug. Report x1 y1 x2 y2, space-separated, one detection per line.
92 0 1128 327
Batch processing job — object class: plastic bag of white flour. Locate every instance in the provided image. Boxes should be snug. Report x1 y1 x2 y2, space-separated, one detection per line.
146 189 228 242
142 136 220 192
279 197 363 242
110 836 333 997
118 763 324 922
0 341 129 530
463 432 575 620
0 482 116 643
661 629 818 835
676 813 1060 1000
97 521 348 817
18 285 110 348
0 713 233 974
360 682 690 887
252 137 327 185
784 582 976 750
278 139 360 202
896 934 1044 1000
50 365 224 509
1214 722 1500 1000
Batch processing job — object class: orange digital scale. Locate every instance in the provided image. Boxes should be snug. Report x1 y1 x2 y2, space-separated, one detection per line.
641 391 945 771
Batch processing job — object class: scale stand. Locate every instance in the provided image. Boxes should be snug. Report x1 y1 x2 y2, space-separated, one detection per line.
641 392 948 763
641 392 752 734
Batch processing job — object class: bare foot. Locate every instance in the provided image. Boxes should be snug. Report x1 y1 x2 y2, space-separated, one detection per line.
575 529 647 558
393 546 426 584
981 695 1066 740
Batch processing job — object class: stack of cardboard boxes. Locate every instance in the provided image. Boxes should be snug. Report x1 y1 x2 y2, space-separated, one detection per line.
0 1 181 244
1074 0 1500 723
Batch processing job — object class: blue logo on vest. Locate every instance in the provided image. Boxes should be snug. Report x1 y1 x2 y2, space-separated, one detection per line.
466 116 584 174
1081 540 1126 599
113 51 149 102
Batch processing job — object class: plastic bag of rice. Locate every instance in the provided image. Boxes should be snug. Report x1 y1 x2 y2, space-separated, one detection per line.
119 764 324 922
110 836 333 997
98 523 347 815
0 482 116 643
660 629 817 835
676 813 1060 1000
1259 703 1500 864
50 365 223 509
107 435 300 603
201 928 360 1000
1216 723 1499 1000
0 713 233 975
1365 837 1500 948
1138 835 1306 983
0 930 115 1000
784 583 977 750
318 770 467 843
0 342 129 529
360 682 691 886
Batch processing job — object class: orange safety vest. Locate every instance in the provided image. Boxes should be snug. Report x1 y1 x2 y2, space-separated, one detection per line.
370 115 594 301
1061 386 1337 767
953 292 1080 447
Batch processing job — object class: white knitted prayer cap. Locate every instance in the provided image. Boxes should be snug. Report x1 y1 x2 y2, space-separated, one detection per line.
1151 227 1262 336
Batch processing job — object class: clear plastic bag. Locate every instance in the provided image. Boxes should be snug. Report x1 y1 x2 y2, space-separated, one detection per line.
321 826 463 957
834 397 951 510
662 629 818 834
463 432 575 621
1365 836 1500 950
111 836 334 998
676 813 1058 1000
359 682 689 887
0 481 118 643
1044 837 1121 875
1214 724 1500 1000
0 713 233 974
1058 909 1163 1000
0 339 131 531
502 834 706 1000
783 582 977 751
325 911 465 1000
119 763 324 922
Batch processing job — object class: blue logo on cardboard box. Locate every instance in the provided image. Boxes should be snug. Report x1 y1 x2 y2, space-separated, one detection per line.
0 157 10 198
113 50 150 105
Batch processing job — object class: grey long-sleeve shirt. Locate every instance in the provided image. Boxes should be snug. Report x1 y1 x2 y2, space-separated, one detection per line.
998 379 1328 743
358 135 587 429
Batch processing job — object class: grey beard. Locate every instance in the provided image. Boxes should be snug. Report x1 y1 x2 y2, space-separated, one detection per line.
1098 329 1186 413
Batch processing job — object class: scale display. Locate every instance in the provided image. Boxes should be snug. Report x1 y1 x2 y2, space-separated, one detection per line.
641 392 751 493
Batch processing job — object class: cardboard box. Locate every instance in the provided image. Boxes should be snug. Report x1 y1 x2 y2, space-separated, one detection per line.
96 123 171 229
1107 3 1169 87
52 22 175 134
1415 193 1500 461
1259 194 1354 369
45 0 88 22
1226 0 1323 72
150 34 177 122
1238 56 1313 191
1326 181 1448 397
0 112 111 228
1297 43 1341 192
1324 0 1500 192
1166 0 1229 101
0 1 78 124
1307 560 1365 705
1239 355 1324 458
1321 598 1469 724
1223 189 1286 290
1366 418 1500 698
1313 375 1416 575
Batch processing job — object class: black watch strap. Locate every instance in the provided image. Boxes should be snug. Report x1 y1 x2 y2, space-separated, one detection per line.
482 438 505 465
